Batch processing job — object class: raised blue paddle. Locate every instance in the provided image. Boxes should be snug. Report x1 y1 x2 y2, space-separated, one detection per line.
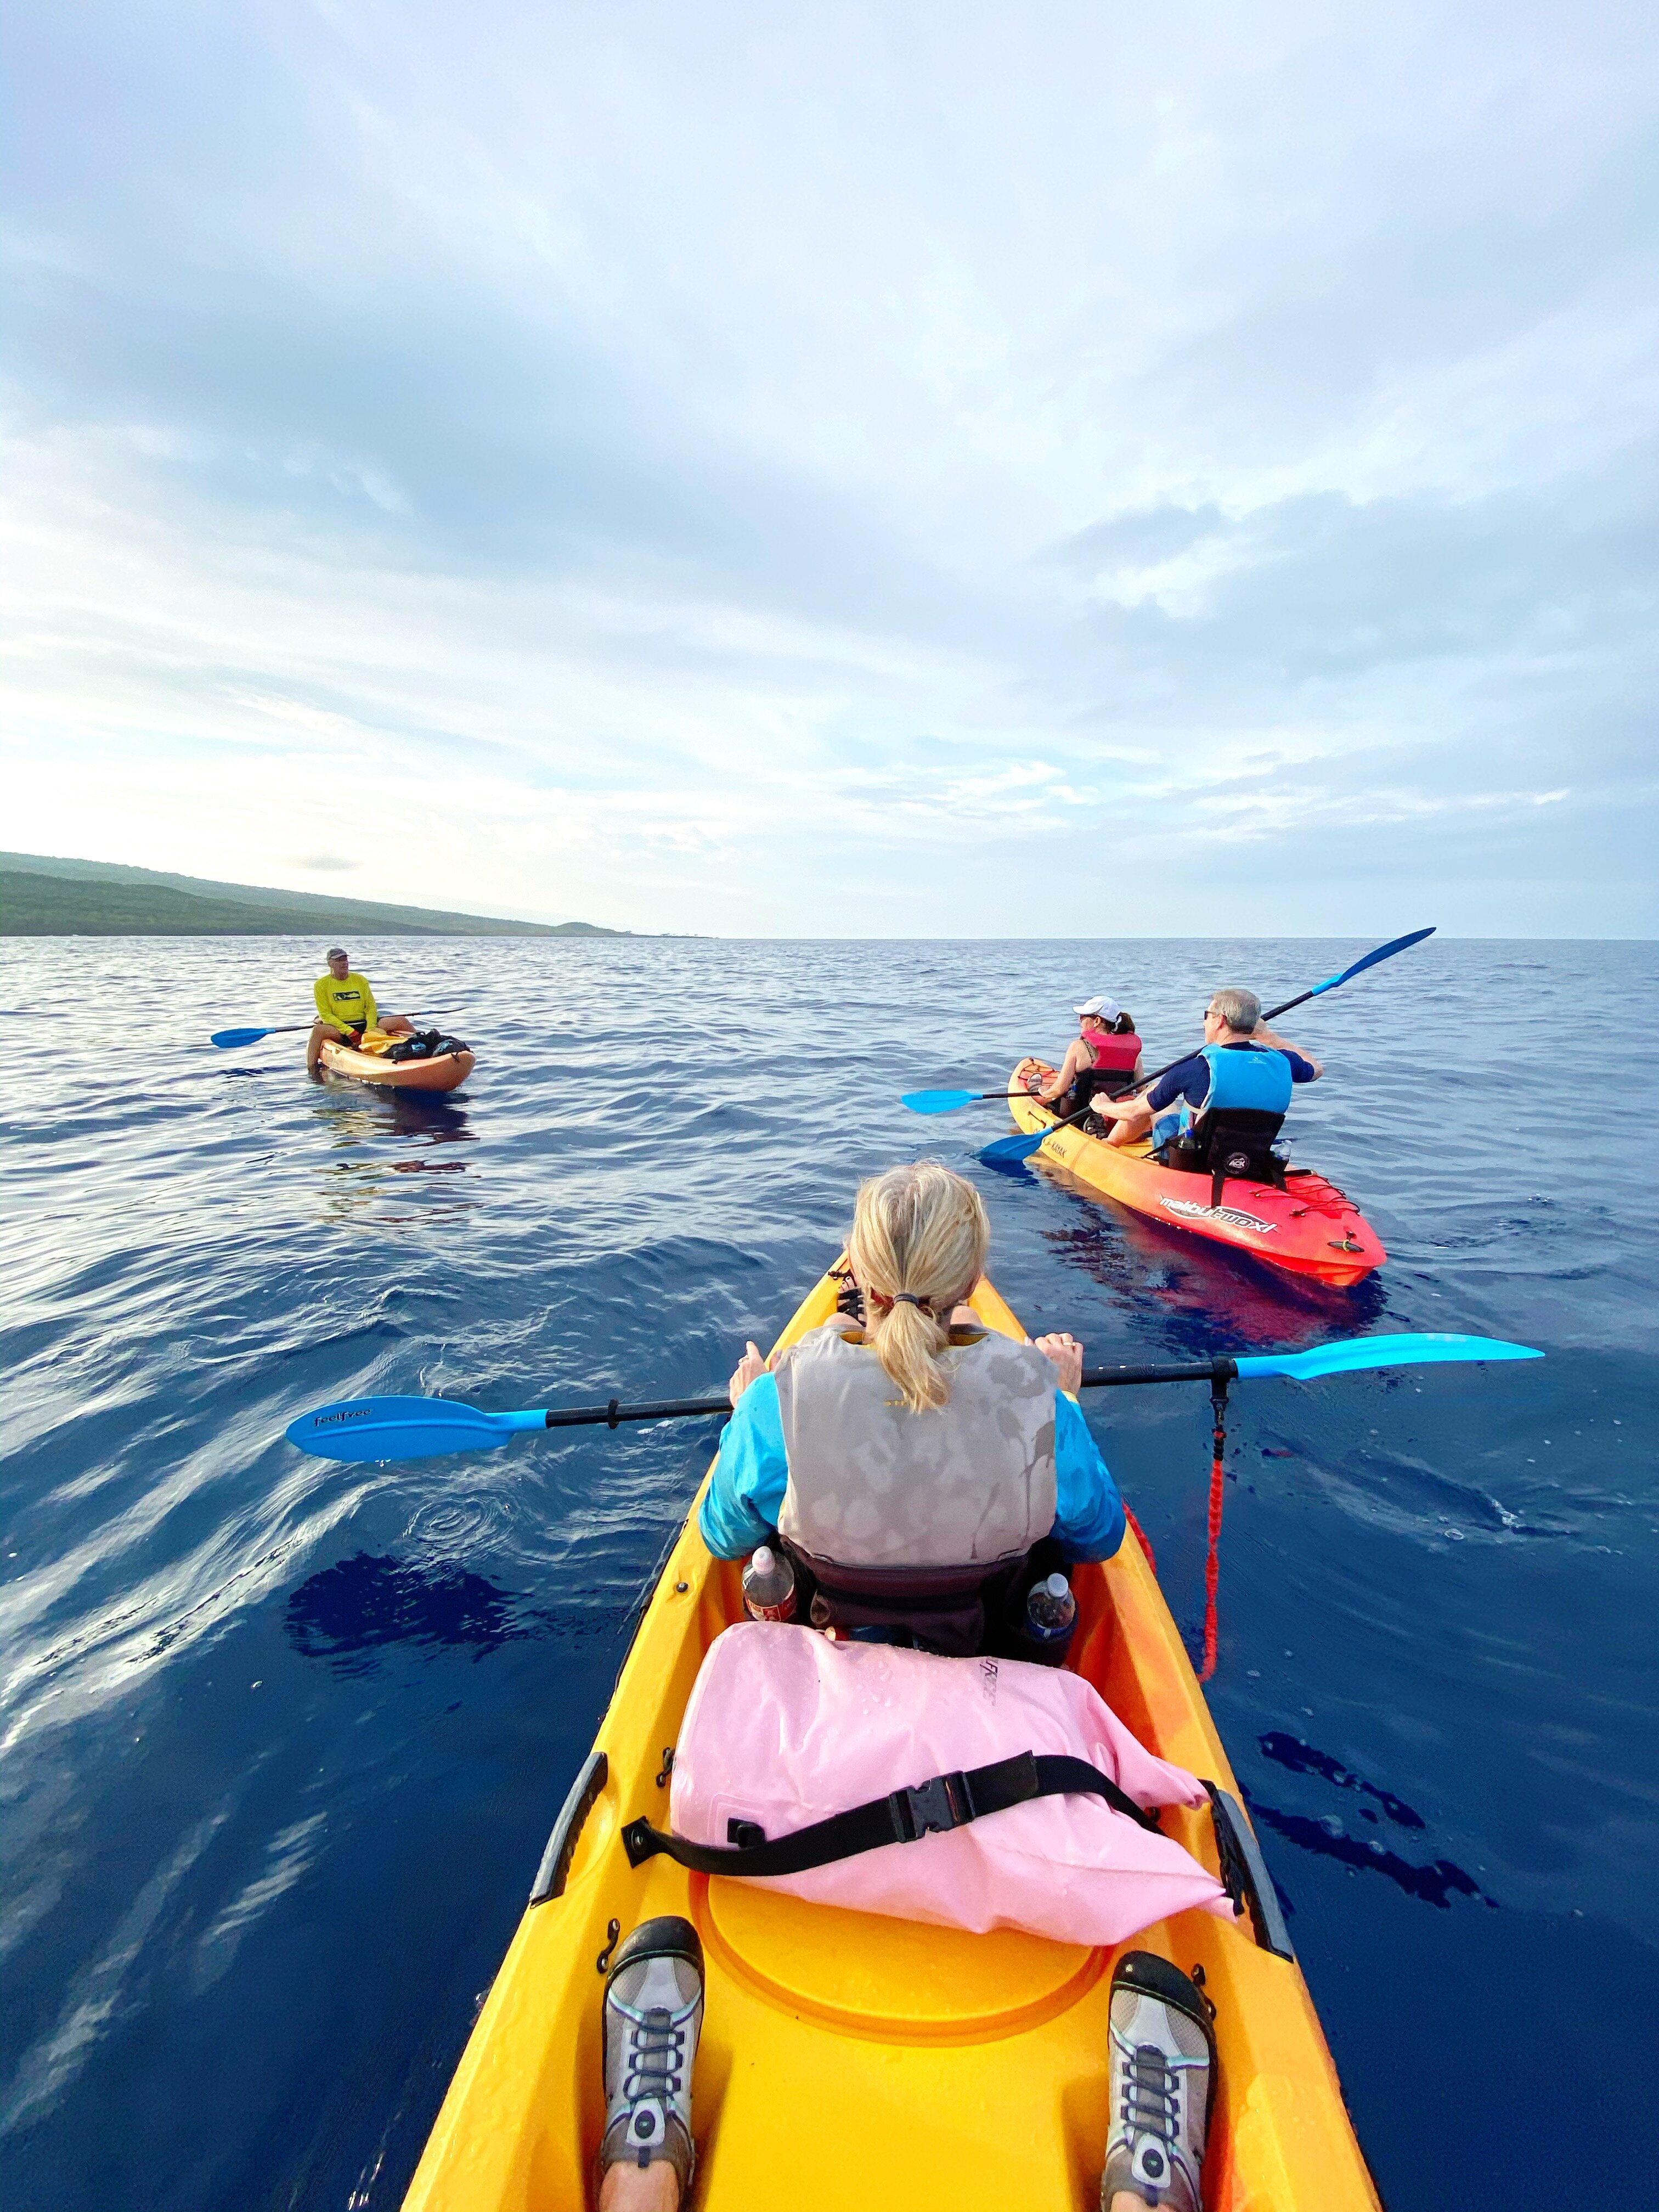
979 926 1436 1164
286 1327 1537 1464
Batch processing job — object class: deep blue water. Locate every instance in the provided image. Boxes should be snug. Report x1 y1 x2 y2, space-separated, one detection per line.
3 934 1656 2212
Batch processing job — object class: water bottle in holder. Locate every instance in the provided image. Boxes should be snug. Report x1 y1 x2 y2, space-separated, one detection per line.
742 1544 797 1624
1023 1571 1076 1655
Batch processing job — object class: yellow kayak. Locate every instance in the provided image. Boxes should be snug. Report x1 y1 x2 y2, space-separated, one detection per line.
403 1268 1381 2212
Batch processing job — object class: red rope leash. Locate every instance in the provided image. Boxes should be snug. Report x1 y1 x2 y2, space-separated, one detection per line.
1199 1376 1229 1683
1199 1439 1225 1682
1123 1502 1157 1577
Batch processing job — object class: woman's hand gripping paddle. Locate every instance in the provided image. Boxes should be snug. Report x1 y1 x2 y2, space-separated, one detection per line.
977 926 1436 1165
285 1327 1537 1465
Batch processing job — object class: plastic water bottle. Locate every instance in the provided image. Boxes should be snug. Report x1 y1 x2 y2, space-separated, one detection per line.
1024 1571 1076 1646
742 1545 797 1623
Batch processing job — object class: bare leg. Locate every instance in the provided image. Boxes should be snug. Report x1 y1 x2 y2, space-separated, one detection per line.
1105 1107 1153 1149
378 1013 416 1037
306 1020 331 1076
599 2163 680 2212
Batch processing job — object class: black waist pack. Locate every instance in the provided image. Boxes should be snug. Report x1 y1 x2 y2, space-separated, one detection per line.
387 1029 468 1063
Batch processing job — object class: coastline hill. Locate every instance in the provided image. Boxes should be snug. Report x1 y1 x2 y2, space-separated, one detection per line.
0 854 622 937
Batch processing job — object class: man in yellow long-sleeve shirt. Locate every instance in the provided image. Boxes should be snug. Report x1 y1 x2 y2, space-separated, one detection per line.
307 947 414 1074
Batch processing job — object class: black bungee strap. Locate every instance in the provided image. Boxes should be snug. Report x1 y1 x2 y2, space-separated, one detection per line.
621 1749 1161 1879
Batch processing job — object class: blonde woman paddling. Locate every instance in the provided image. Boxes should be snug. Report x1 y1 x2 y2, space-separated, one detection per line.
699 1162 1125 1653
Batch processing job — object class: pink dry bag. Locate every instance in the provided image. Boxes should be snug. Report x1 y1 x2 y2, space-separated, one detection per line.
665 1624 1235 1948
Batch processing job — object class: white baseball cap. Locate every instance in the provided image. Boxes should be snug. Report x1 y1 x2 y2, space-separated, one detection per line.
1073 995 1120 1021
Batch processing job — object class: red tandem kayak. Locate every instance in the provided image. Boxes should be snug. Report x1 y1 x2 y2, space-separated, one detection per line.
1009 1059 1385 1288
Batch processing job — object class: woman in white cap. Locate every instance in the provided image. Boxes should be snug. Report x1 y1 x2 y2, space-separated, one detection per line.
1031 995 1143 1123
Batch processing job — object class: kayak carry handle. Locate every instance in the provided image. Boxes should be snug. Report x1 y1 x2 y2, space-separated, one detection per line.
1206 1783 1296 1961
529 1749 609 1906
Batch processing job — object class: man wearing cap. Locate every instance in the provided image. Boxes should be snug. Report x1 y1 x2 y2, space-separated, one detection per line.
307 948 415 1075
1031 997 1144 1120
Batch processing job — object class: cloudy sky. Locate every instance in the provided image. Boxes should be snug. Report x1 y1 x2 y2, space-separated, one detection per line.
4 1 1655 935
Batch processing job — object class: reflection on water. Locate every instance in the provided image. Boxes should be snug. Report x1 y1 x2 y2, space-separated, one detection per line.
285 1552 533 1669
310 1087 476 1147
1040 1206 1389 1356
1259 1732 1427 1828
306 1084 478 1224
1244 1792 1494 1912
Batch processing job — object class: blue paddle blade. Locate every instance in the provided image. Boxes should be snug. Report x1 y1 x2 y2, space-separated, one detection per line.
1234 1332 1541 1382
901 1088 983 1113
978 1125 1049 1163
286 1395 546 1462
1310 926 1436 998
211 1026 270 1049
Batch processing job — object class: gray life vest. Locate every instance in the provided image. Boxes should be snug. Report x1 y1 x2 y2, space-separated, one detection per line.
773 1322 1058 1570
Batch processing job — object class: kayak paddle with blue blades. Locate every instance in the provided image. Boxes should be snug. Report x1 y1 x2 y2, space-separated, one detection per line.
285 1327 1538 1464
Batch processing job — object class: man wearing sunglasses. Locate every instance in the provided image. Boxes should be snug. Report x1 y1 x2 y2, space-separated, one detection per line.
1090 986 1322 1153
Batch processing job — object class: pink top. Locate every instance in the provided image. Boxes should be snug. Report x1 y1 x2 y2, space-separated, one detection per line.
1082 1027 1142 1073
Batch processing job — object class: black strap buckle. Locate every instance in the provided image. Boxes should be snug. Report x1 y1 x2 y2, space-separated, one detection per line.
889 1769 972 1842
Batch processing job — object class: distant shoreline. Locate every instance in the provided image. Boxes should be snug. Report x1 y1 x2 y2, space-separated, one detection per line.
0 853 624 938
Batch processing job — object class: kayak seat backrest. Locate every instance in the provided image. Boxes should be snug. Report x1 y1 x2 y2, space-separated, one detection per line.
779 1541 1035 1660
1162 1108 1288 1206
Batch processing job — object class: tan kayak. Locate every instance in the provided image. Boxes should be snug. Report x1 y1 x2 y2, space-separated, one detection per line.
318 1031 473 1092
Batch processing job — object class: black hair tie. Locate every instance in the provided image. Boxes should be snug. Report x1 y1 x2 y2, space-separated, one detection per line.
891 1292 928 1309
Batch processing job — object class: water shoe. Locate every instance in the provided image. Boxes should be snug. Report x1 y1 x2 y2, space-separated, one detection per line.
1101 1950 1216 2211
599 1915 703 2197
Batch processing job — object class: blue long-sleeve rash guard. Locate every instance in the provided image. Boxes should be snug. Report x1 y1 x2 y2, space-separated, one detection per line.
697 1372 1125 1564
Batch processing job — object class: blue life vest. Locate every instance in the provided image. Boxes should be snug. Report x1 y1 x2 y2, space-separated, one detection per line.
1180 1043 1294 1131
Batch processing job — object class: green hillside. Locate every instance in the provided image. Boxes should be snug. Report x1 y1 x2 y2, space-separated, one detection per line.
0 854 620 937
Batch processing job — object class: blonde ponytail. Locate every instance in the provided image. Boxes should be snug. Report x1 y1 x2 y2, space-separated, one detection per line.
847 1162 990 1413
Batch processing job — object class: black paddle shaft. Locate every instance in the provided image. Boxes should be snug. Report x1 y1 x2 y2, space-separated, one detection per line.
1081 1358 1238 1389
538 1359 1238 1430
543 1394 731 1429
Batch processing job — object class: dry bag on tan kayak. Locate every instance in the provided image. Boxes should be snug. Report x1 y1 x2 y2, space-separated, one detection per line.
636 1623 1235 1947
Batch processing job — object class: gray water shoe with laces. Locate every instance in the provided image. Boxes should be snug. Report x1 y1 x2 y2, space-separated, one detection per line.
1101 1950 1216 2211
599 1916 704 2196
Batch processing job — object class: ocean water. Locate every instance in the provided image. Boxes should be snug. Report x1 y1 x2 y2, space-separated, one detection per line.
2 933 1656 2212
